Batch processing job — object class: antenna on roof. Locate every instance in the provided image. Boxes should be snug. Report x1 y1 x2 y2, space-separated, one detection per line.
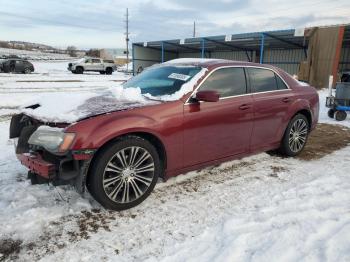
193 21 196 38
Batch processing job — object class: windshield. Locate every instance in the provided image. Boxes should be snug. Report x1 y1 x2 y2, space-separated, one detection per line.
123 65 202 97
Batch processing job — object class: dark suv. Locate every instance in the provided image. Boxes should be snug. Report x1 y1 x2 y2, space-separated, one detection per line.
1 59 34 74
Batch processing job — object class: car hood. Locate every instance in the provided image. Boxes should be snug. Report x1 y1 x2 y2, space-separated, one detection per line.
21 88 160 124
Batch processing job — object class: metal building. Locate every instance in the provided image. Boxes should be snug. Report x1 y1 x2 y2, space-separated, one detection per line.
132 24 350 89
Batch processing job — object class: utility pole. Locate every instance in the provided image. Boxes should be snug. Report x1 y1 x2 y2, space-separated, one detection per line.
125 8 130 72
193 21 196 37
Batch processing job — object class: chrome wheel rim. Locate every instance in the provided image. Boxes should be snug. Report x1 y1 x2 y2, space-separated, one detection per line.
289 119 308 153
102 146 155 204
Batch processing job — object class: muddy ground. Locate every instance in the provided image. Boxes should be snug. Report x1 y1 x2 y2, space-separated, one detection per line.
1 123 350 261
298 123 350 160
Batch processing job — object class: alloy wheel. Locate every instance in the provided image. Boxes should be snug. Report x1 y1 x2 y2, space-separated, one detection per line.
102 146 155 204
288 118 308 153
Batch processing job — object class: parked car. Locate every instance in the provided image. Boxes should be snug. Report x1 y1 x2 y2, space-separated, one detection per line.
68 57 117 74
0 58 34 74
10 59 319 210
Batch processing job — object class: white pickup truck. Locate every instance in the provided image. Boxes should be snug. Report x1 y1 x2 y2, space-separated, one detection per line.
68 58 117 75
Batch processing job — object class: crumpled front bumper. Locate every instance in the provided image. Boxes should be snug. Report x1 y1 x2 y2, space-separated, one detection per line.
17 153 55 179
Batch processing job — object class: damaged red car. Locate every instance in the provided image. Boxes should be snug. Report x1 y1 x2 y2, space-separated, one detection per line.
10 59 319 210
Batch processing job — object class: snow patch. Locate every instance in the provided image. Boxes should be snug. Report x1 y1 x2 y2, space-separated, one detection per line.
21 92 98 123
297 80 310 86
164 58 223 64
19 86 159 123
109 86 145 102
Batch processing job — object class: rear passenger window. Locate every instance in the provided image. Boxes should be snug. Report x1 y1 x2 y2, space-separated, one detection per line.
199 67 246 97
275 74 288 90
248 68 278 93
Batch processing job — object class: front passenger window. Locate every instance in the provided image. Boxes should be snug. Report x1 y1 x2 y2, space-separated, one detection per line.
199 67 246 97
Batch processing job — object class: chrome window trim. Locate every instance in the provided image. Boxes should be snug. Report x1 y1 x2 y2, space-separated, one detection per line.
184 65 291 105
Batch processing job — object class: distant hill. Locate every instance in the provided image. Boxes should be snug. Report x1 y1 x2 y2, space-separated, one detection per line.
0 40 58 52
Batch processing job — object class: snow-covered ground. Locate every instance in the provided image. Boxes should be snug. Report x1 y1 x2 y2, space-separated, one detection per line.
0 61 130 114
0 64 349 261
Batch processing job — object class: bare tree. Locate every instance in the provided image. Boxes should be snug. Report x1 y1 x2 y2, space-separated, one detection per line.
0 41 10 48
86 49 100 57
67 46 77 57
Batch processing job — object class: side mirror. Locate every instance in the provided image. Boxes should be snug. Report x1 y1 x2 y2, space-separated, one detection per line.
195 90 219 102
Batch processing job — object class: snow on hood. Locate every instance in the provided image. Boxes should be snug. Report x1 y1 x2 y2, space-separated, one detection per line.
20 67 208 123
21 86 159 123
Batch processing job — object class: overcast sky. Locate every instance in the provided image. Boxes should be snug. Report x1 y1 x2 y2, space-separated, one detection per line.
0 0 349 49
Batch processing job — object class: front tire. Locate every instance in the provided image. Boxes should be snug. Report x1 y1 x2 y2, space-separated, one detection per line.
76 67 84 74
87 136 161 211
328 109 335 118
24 68 31 74
279 114 309 156
105 67 113 75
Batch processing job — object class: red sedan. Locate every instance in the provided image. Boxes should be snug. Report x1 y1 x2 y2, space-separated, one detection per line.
10 59 319 210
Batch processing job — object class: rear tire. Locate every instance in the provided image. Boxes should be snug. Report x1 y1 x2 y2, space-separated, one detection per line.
105 67 113 75
76 67 84 74
328 109 335 118
335 110 347 121
87 136 161 211
278 114 309 157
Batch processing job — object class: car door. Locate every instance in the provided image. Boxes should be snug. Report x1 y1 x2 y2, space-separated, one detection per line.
92 59 103 71
15 60 24 73
84 59 93 70
247 67 293 151
8 60 16 72
183 67 254 167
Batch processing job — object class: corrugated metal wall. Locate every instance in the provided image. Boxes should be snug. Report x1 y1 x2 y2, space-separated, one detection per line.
133 45 177 72
178 49 304 75
178 51 252 61
210 51 251 61
339 47 350 71
178 52 201 58
263 49 305 75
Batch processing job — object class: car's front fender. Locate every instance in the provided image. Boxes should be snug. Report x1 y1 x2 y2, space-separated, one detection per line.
66 113 163 151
